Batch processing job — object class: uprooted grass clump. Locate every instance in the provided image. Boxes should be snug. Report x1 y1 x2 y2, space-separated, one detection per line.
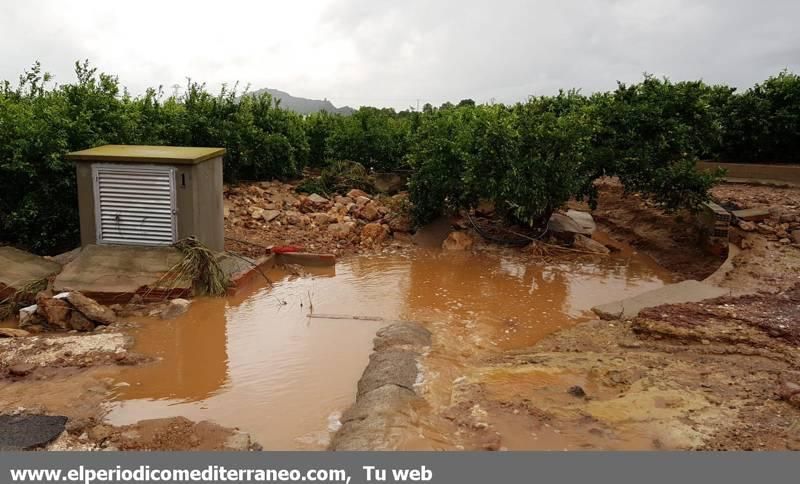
149 237 230 298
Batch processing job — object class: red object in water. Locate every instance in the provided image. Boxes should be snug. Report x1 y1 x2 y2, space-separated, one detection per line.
271 245 303 254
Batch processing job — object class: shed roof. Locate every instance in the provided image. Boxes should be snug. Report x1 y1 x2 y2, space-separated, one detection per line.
66 145 225 165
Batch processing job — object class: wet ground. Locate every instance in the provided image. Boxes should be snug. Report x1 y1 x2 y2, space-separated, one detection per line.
103 242 671 449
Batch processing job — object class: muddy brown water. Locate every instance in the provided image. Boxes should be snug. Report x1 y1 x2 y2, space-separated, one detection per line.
104 242 672 449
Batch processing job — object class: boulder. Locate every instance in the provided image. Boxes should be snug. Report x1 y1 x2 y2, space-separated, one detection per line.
18 305 40 327
347 189 369 199
160 299 191 320
248 206 264 220
358 203 381 222
261 210 280 223
328 223 354 239
65 292 117 326
573 234 610 254
372 173 405 194
548 213 584 239
307 193 329 204
387 214 413 233
565 210 596 236
442 231 473 251
68 311 96 332
309 213 334 225
284 211 303 225
0 328 30 338
361 223 389 245
36 295 72 329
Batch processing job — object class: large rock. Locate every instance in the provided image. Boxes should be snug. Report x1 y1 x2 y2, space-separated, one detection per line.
548 213 584 239
565 210 596 236
387 214 413 233
373 323 432 352
36 294 72 329
328 223 354 239
309 213 333 225
357 350 419 397
358 203 381 222
68 311 96 332
442 231 473 251
65 292 117 326
307 193 329 204
347 189 370 199
361 223 389 245
261 210 281 223
573 234 610 254
160 298 191 320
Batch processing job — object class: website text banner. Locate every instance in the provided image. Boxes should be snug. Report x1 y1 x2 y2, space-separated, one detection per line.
2 452 797 484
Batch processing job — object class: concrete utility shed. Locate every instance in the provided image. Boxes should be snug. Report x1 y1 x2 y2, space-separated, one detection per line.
67 145 225 252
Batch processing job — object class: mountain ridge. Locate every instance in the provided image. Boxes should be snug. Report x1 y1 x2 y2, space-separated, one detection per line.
248 87 355 115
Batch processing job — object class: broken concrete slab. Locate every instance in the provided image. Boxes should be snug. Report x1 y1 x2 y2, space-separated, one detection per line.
0 414 68 450
0 247 61 299
592 280 730 320
732 207 771 222
565 210 596 236
53 245 188 303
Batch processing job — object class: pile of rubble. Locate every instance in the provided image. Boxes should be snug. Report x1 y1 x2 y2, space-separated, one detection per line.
16 291 117 334
712 184 800 246
224 181 414 256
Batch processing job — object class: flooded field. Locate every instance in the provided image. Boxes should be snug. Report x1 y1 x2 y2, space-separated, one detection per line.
105 244 672 449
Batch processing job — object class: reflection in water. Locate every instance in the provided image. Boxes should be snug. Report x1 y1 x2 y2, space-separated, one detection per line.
105 246 671 449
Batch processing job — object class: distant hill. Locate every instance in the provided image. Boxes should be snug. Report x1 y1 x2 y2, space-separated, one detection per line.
247 88 355 115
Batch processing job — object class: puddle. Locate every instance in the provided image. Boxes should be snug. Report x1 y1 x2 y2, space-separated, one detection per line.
105 244 672 449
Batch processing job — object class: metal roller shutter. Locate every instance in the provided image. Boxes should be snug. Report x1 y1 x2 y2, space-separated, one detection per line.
93 164 177 246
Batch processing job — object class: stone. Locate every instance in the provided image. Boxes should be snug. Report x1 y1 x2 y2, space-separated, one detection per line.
738 221 757 232
307 193 329 204
732 207 771 222
223 200 233 219
347 189 369 199
565 210 596 236
361 223 389 245
36 296 72 329
548 213 584 239
328 223 354 239
261 210 280 223
387 214 413 233
65 292 117 325
0 327 30 338
68 311 96 332
442 231 473 251
573 234 610 254
372 173 405 194
224 431 252 451
309 212 333 225
285 211 303 225
160 299 191 320
358 203 381 222
8 363 36 377
792 230 800 244
568 385 586 398
248 207 264 220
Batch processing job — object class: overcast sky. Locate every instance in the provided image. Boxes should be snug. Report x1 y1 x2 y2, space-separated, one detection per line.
2 0 798 109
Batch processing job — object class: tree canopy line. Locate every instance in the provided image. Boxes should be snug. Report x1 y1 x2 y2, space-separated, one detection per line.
1 61 799 254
